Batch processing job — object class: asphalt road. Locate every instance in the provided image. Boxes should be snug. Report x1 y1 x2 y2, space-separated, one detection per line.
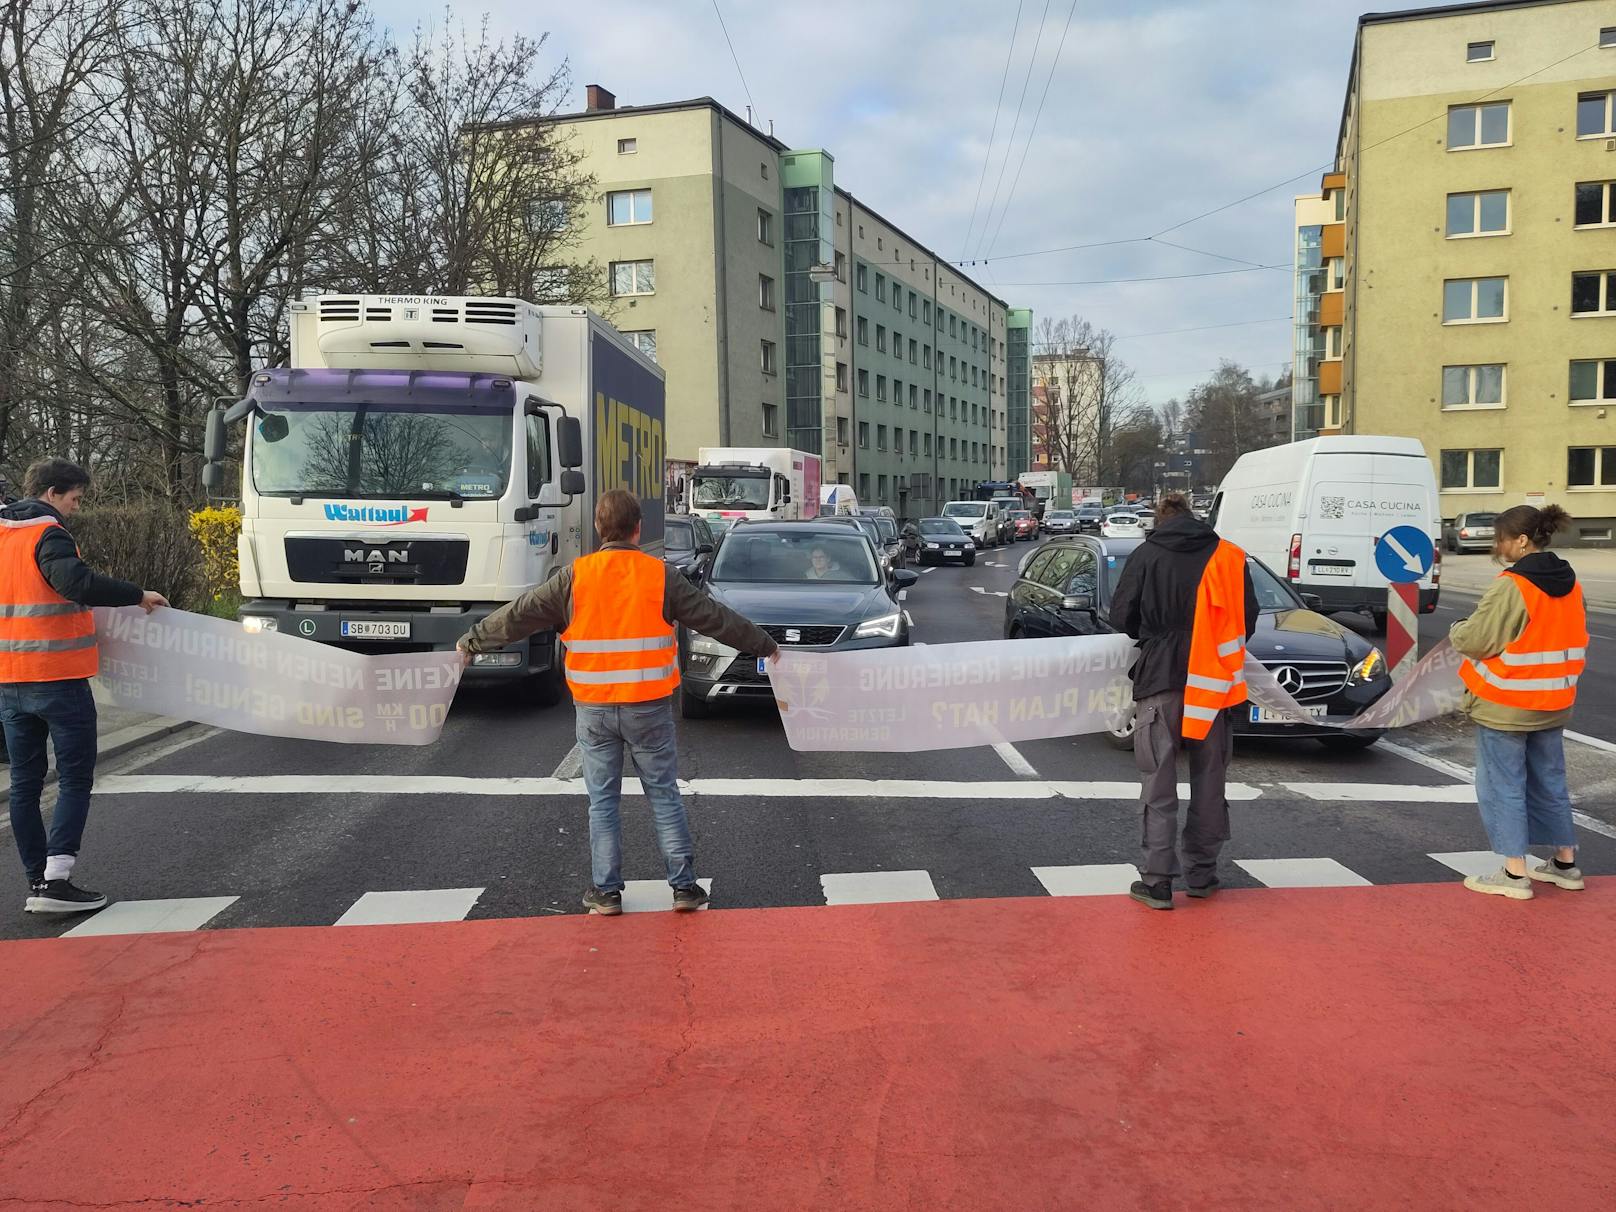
5 535 1615 940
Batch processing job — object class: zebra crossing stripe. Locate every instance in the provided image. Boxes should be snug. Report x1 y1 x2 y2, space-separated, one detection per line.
1235 858 1372 889
335 888 484 926
62 897 238 938
821 870 939 906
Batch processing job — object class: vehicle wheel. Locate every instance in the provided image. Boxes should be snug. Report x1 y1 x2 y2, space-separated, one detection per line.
1317 733 1379 752
1006 623 1023 639
680 686 713 719
1369 609 1388 633
1446 538 1457 553
1104 708 1138 751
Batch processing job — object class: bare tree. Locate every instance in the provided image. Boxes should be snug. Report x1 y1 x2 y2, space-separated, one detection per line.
1031 315 1144 486
1184 360 1264 485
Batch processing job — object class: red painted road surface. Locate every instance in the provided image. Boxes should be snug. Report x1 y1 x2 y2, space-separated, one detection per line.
1 882 1613 1209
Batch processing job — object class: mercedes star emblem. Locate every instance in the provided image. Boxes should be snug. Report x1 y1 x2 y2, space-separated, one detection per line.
1273 665 1304 694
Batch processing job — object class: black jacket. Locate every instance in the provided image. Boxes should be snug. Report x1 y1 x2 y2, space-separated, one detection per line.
1107 513 1259 699
1505 551 1577 599
0 499 143 608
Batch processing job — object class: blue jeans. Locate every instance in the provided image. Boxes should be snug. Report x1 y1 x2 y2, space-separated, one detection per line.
1473 725 1577 857
2 679 98 883
575 699 695 892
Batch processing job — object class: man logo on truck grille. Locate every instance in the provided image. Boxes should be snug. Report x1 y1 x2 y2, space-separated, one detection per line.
345 548 408 576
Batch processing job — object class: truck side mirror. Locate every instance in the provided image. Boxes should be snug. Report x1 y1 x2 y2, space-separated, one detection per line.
201 462 224 492
203 408 227 462
559 469 585 496
557 417 583 469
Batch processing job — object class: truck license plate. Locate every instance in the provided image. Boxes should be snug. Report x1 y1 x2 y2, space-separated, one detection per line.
340 620 411 639
1250 705 1327 723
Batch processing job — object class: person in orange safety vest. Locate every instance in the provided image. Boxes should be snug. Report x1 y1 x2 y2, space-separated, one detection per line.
1107 492 1258 911
3 459 168 916
459 489 778 916
1450 504 1588 900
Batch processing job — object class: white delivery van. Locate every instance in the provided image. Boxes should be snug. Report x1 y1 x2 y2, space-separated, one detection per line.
942 499 1003 548
820 483 860 515
1211 436 1440 628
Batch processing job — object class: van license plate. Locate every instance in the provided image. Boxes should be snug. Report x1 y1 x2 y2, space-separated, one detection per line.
1309 564 1353 577
1250 705 1327 723
340 620 410 639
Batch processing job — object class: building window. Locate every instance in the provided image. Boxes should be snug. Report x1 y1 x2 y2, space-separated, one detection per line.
909 430 918 455
617 137 637 154
876 273 886 301
623 330 657 362
950 437 958 459
1323 395 1343 429
835 362 848 392
1602 27 1616 48
1568 446 1616 487
876 375 887 402
950 316 958 338
1446 190 1509 237
878 475 888 498
856 263 868 293
1576 181 1616 228
909 383 918 409
893 329 901 354
1572 270 1616 316
924 433 932 456
923 346 932 369
858 369 869 396
923 301 932 324
607 189 653 226
950 356 958 379
893 289 902 314
894 378 903 403
759 274 776 311
1570 359 1616 405
909 295 917 319
835 307 848 338
1326 257 1345 290
757 209 774 245
858 421 869 447
1448 102 1510 149
1442 276 1506 323
924 388 932 411
837 417 849 446
610 259 655 296
1440 448 1502 490
761 340 777 375
761 161 769 179
859 473 870 499
1579 91 1616 138
834 251 846 282
1466 40 1495 62
877 424 888 451
1442 364 1505 409
876 325 887 353
762 402 778 437
857 317 868 345
908 338 918 364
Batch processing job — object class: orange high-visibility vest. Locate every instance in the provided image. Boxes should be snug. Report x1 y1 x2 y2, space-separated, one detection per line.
560 548 680 704
1459 575 1587 712
0 516 98 683
1182 540 1250 740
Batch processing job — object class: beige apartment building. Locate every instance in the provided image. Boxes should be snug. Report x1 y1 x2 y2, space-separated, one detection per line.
546 87 1026 516
1317 0 1616 541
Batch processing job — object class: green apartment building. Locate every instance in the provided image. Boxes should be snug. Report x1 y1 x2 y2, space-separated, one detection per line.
547 86 1031 516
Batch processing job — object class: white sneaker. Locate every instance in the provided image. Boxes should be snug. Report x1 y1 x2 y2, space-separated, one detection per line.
1527 860 1585 891
1463 868 1534 900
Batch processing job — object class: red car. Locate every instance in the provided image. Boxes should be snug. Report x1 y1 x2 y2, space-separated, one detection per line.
1010 511 1038 541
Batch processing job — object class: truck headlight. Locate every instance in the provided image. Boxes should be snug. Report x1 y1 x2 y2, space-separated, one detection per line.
471 652 523 667
854 612 902 639
1352 648 1386 682
241 616 278 634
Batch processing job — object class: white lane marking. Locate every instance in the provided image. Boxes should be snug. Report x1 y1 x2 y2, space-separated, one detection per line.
1566 729 1616 755
1285 782 1476 803
1428 851 1519 878
968 586 1008 597
334 888 483 926
1235 858 1373 888
1378 739 1476 782
551 743 584 779
897 588 908 601
1032 864 1137 896
620 878 713 913
1572 812 1616 841
63 896 238 938
992 742 1039 777
96 775 1268 801
820 870 938 906
919 567 936 574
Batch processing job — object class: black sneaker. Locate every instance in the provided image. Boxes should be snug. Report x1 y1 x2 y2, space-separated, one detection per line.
1186 878 1220 900
672 884 710 912
25 879 109 915
582 886 622 916
1128 880 1173 911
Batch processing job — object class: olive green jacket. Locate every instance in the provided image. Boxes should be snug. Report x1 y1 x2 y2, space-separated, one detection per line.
1448 574 1572 733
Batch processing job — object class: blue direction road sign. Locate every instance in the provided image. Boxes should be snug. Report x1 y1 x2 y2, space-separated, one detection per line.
1375 525 1435 583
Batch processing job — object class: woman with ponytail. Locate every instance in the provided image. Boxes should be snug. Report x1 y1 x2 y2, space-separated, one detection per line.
1449 504 1587 899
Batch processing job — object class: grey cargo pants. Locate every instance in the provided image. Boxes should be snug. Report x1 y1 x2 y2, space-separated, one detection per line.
1133 690 1233 887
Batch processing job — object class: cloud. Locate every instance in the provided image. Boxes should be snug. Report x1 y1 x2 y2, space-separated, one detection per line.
382 0 1430 406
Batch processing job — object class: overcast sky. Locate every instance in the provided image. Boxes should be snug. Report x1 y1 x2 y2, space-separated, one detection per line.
387 0 1439 409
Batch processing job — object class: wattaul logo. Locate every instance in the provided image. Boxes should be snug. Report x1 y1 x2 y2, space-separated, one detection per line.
321 504 428 526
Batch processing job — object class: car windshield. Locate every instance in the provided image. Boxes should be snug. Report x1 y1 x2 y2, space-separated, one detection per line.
1047 511 1073 520
874 517 897 542
711 531 879 584
1463 513 1498 525
1011 511 1031 521
1107 514 1137 524
704 517 735 538
944 502 986 519
1247 557 1300 611
691 472 768 509
665 523 694 553
919 518 965 537
250 401 514 498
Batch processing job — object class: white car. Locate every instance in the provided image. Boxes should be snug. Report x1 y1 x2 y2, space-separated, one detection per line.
1133 507 1156 533
1101 511 1145 539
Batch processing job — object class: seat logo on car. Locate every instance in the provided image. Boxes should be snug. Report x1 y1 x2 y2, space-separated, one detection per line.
1272 665 1304 693
785 628 802 643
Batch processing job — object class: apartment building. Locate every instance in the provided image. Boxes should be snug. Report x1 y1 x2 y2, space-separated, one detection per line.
1029 351 1103 475
1291 192 1337 441
1318 0 1616 541
546 87 1029 517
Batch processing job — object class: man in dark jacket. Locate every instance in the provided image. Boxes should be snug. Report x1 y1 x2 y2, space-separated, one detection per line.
3 459 168 914
1107 492 1258 909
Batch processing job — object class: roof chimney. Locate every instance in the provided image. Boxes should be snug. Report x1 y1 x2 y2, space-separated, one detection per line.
585 84 616 112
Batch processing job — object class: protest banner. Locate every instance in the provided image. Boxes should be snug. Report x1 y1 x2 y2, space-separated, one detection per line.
94 607 462 746
770 635 1467 753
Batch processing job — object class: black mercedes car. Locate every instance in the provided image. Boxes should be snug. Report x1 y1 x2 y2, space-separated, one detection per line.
913 517 976 566
1003 535 1391 750
677 521 918 718
663 514 717 582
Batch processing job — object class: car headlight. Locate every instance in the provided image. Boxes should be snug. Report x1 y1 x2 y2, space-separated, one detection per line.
1352 647 1387 681
926 542 940 549
241 615 278 633
690 635 737 658
854 612 902 639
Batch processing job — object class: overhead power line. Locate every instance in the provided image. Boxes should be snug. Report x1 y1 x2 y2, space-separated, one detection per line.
960 0 1025 260
971 0 1053 262
995 263 1289 288
1029 315 1291 344
710 0 757 120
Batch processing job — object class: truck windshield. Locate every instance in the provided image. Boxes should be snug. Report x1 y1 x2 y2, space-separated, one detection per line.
692 473 769 510
250 402 512 499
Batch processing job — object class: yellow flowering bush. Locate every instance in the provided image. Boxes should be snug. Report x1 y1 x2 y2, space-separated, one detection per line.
189 505 241 603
